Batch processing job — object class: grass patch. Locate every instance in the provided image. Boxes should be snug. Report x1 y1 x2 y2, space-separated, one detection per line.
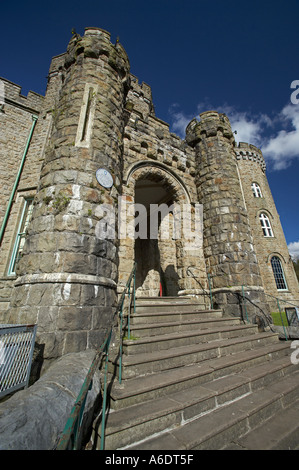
123 335 139 341
271 311 289 326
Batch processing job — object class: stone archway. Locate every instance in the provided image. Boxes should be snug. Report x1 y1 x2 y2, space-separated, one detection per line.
118 162 205 298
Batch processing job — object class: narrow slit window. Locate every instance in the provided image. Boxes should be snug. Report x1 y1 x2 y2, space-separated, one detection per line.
271 256 288 290
81 87 94 142
75 83 98 148
8 198 34 276
259 213 273 237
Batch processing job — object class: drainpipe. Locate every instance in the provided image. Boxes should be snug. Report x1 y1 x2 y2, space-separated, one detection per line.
0 114 38 246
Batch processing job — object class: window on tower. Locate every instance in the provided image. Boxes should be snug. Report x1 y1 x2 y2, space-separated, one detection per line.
271 256 288 290
251 182 262 198
259 213 274 237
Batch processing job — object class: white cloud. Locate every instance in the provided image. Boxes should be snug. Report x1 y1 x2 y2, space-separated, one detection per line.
261 104 299 170
288 241 299 260
168 104 193 137
168 101 299 171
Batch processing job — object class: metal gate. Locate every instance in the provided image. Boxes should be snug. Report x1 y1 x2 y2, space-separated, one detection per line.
0 324 37 398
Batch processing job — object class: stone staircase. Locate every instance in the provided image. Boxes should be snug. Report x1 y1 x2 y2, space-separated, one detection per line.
92 297 299 450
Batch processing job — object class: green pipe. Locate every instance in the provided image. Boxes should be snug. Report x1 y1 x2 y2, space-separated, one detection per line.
0 114 38 245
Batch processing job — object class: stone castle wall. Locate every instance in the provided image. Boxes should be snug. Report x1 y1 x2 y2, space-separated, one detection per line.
0 26 298 370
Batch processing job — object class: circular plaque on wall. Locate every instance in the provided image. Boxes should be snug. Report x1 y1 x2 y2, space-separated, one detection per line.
96 168 114 189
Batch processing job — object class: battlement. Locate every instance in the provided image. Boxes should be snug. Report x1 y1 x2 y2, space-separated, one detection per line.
84 26 111 40
0 77 44 113
185 110 234 147
235 141 266 172
125 74 154 118
129 74 153 102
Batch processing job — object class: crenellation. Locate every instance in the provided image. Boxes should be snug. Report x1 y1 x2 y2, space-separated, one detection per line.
0 77 44 113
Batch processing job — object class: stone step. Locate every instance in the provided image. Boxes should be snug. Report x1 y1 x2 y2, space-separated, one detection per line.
123 323 259 354
223 397 299 450
134 303 215 314
109 341 290 409
96 356 297 450
96 295 298 451
130 309 223 325
112 331 279 379
126 370 299 450
135 297 194 304
125 316 242 338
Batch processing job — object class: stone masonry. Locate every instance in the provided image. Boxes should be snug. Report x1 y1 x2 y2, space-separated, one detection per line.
0 26 298 371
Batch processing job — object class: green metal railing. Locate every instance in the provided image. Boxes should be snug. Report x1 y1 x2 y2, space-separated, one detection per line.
241 285 299 340
55 333 111 450
261 291 298 341
55 262 137 450
118 262 136 385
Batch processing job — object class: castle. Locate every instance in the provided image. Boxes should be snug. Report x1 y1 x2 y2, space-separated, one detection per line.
0 27 298 368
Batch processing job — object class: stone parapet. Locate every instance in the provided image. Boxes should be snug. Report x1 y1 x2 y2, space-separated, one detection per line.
0 77 44 114
186 111 234 147
235 142 266 172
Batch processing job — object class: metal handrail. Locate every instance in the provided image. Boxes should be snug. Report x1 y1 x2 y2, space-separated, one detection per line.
253 288 298 340
240 284 299 340
55 262 137 451
55 333 111 450
186 267 213 309
118 262 137 384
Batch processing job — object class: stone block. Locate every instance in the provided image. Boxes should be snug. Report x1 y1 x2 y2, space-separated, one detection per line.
57 306 93 331
80 283 105 306
63 331 88 354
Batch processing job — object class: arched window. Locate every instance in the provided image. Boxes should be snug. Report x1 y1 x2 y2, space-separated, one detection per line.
271 256 288 290
251 182 262 198
259 213 273 237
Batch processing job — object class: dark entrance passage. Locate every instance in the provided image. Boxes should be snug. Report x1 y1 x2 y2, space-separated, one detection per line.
134 178 180 297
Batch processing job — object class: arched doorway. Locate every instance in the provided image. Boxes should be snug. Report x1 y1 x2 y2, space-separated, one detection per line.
134 177 180 296
118 161 205 298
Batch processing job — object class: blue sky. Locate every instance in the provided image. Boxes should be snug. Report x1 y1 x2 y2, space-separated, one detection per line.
1 0 299 257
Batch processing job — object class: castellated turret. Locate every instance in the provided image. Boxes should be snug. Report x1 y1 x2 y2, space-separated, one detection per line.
7 27 131 366
186 111 270 317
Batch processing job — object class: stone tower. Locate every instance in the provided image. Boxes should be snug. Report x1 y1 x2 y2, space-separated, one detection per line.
7 27 130 365
235 142 299 311
186 111 269 317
